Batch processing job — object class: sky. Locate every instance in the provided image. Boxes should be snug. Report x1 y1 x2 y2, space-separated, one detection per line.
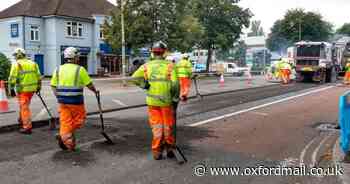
0 0 348 34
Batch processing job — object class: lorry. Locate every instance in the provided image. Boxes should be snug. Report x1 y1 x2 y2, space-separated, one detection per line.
294 41 337 83
332 41 350 77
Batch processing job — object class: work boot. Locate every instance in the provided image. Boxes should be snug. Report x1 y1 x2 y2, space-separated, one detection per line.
19 128 32 135
55 134 68 150
166 149 175 159
153 152 163 160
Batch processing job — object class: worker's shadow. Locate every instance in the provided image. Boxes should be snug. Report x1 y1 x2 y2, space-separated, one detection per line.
88 117 216 158
51 149 96 167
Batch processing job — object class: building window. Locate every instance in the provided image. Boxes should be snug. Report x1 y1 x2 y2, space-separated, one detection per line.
66 21 83 38
100 25 105 39
10 23 19 38
30 25 40 41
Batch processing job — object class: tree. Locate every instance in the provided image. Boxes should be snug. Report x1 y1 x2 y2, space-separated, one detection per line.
337 23 350 36
0 53 11 81
103 0 204 54
266 9 333 52
247 20 264 37
192 0 251 72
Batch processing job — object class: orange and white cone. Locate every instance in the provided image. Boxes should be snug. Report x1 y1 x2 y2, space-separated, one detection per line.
220 74 225 87
247 71 252 85
0 80 9 113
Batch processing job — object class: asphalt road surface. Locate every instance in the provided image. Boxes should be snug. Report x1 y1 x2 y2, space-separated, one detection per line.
0 81 346 184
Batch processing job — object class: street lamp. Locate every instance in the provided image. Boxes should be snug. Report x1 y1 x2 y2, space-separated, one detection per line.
120 0 127 85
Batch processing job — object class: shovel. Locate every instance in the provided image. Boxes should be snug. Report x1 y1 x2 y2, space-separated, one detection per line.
192 75 203 100
95 91 114 145
36 92 57 130
172 102 188 164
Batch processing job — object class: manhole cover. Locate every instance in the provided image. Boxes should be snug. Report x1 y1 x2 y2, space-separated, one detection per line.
316 123 339 131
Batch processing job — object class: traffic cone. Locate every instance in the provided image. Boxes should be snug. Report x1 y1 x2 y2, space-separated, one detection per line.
220 74 225 87
247 71 253 85
0 80 9 113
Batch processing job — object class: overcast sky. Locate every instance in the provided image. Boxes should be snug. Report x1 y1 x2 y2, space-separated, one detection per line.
0 0 348 34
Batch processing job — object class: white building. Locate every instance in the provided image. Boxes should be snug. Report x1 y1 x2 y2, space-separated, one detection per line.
0 0 115 76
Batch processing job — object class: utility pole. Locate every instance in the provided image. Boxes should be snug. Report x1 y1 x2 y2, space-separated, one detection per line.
120 0 127 85
299 19 302 41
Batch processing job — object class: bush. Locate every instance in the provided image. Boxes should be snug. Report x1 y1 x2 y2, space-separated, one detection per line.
0 53 11 81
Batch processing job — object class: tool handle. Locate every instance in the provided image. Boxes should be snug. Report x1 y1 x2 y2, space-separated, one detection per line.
36 92 54 118
95 91 105 131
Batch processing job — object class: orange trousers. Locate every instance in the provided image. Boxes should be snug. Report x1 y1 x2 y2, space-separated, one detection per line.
179 77 191 98
59 103 86 150
148 106 175 155
17 92 34 130
281 69 291 84
345 72 350 84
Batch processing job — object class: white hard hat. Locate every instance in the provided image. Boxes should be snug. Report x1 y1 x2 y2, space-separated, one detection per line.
13 48 26 56
64 47 78 59
182 53 189 58
166 56 174 61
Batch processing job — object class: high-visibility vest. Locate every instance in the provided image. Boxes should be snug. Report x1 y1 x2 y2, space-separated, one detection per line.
346 63 350 72
132 59 179 107
54 64 85 105
176 59 193 78
8 58 41 93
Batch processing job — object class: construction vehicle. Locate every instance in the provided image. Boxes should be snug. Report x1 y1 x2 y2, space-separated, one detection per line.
294 41 337 83
333 41 350 77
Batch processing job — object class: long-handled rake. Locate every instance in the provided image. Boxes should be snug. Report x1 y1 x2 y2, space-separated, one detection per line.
192 75 203 100
172 102 187 164
96 91 114 144
36 92 57 130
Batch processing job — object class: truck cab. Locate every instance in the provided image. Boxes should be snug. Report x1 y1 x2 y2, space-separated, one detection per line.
295 41 337 83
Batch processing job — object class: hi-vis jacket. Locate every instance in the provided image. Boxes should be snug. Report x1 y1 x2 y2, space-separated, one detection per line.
51 63 92 105
132 59 179 107
8 58 41 93
176 59 193 78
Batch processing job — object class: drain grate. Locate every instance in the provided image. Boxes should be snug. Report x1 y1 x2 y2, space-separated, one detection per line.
315 123 339 131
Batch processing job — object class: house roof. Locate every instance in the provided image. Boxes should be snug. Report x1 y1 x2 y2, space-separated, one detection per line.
0 0 115 19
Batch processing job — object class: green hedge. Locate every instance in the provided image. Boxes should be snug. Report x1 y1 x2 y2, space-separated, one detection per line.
0 53 11 81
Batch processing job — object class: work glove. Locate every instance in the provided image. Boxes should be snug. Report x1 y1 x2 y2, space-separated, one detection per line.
143 80 151 90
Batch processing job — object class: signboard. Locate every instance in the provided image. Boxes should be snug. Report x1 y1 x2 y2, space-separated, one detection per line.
10 23 19 38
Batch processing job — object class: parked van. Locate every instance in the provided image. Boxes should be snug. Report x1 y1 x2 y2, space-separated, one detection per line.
212 62 248 76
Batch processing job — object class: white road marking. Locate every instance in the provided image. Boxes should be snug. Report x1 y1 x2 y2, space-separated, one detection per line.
250 111 268 116
112 99 127 107
300 137 317 167
311 134 332 168
189 86 335 127
33 108 48 120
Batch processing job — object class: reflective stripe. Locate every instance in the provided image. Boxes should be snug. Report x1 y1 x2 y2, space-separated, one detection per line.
18 83 39 87
56 92 83 96
152 124 164 129
148 78 171 82
56 66 83 97
19 70 37 75
147 94 171 102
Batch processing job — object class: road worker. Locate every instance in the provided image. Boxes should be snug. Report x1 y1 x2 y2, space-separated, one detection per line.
344 59 350 85
8 48 41 134
132 41 179 160
177 54 193 102
51 47 97 151
280 59 292 84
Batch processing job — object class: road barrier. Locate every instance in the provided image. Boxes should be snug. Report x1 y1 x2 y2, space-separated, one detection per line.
339 91 350 153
